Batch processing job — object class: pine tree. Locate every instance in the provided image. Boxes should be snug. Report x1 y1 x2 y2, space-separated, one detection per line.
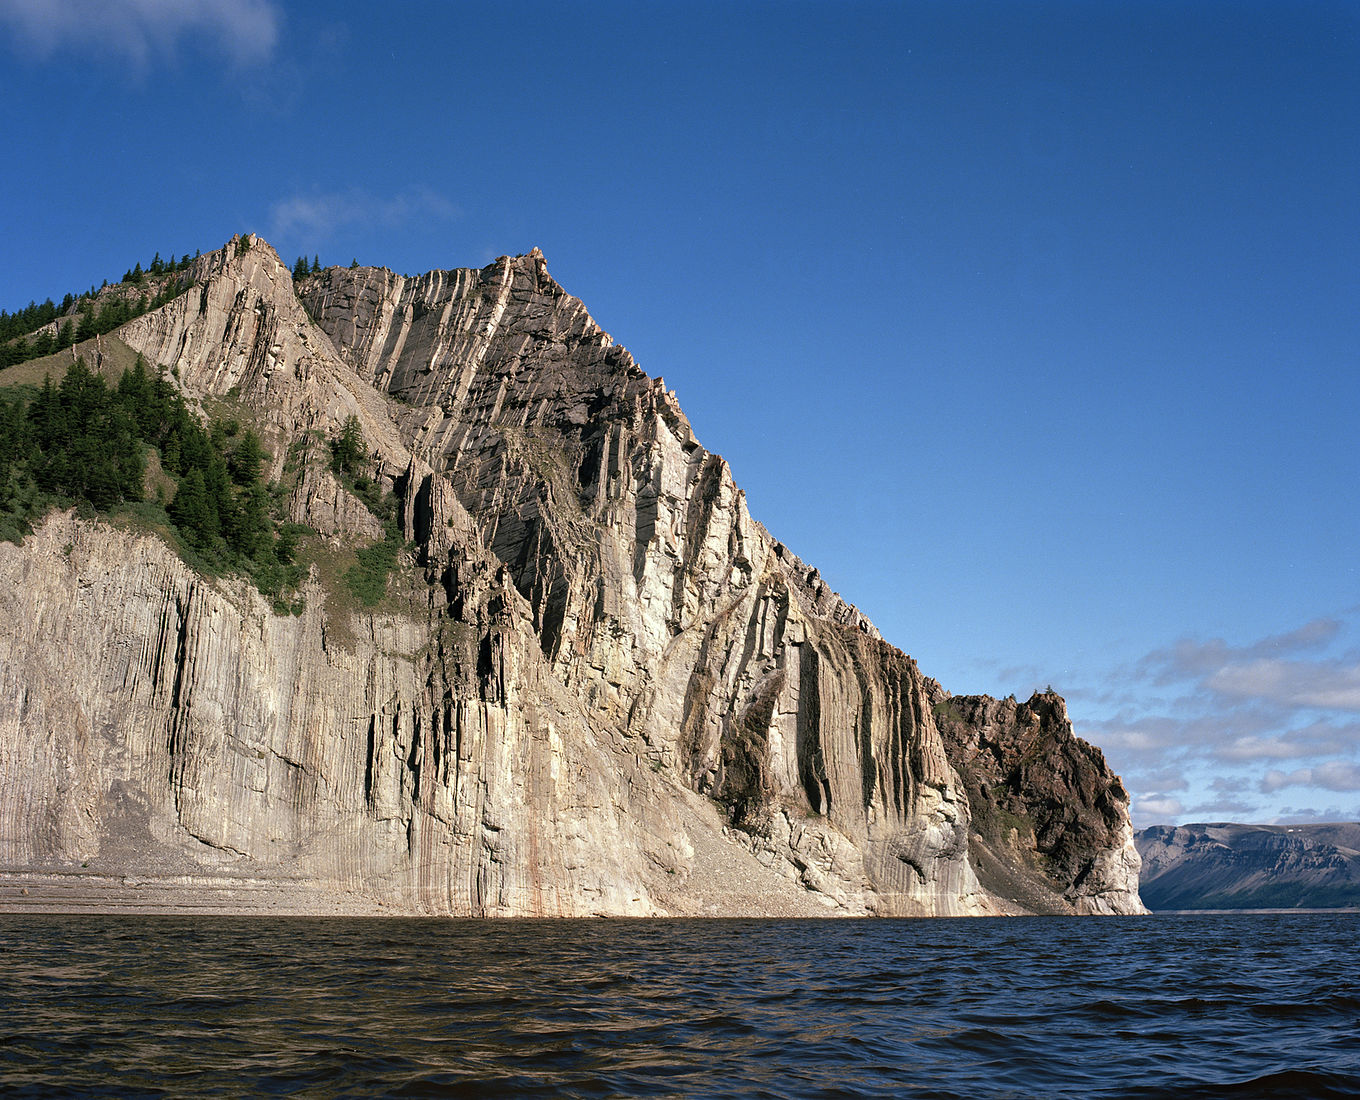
330 415 364 475
236 480 272 559
293 256 309 280
115 357 157 438
274 523 299 565
170 467 215 547
205 457 236 549
29 375 63 451
311 255 321 274
229 429 266 486
76 302 96 342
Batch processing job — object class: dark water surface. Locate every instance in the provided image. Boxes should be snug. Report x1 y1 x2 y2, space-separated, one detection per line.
1 912 1356 1098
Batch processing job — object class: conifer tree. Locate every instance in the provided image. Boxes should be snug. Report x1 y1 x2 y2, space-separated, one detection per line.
229 429 266 486
330 415 364 475
236 481 272 559
170 467 214 546
205 458 236 548
76 302 96 342
116 357 157 437
29 375 62 450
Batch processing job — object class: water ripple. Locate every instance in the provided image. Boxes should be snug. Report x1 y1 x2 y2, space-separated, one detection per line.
0 913 1357 1097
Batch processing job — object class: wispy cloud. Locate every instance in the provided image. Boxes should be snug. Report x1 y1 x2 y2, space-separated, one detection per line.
0 0 280 67
269 188 460 245
1273 805 1357 825
1206 658 1360 711
1213 719 1358 763
1084 611 1360 827
1132 794 1184 820
1136 617 1343 685
1260 762 1360 794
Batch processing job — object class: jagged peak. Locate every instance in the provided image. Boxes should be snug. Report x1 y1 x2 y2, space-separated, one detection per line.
481 246 559 296
185 233 293 295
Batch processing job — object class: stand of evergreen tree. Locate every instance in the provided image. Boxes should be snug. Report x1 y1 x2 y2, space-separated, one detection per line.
290 255 323 281
0 356 306 610
0 251 197 371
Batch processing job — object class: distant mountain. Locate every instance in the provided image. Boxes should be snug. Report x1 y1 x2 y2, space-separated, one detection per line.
1136 823 1360 910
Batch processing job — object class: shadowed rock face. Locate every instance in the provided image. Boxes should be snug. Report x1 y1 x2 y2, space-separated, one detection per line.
934 693 1143 914
0 236 1145 916
1136 823 1360 910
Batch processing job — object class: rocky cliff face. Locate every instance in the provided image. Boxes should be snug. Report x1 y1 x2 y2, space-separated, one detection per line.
0 236 1145 916
934 693 1143 914
1137 823 1360 910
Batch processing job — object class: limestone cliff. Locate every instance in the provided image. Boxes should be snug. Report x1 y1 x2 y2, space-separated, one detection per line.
0 236 1145 916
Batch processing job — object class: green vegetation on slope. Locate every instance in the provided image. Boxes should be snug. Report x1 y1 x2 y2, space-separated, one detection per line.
0 250 198 370
0 356 307 610
330 414 404 608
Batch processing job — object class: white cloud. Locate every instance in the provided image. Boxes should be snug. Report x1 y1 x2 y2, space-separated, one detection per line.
1271 805 1360 825
1260 761 1360 794
269 188 460 244
1132 793 1184 823
1206 658 1360 712
1137 616 1343 685
1213 720 1358 763
1086 612 1360 825
1092 727 1168 754
1186 795 1260 820
1137 766 1192 793
0 0 279 66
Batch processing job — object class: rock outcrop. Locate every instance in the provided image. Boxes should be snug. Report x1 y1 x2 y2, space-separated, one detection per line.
934 692 1144 914
0 236 1146 916
1136 822 1360 910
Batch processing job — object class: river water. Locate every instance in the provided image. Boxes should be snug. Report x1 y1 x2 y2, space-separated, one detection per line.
1 912 1355 1097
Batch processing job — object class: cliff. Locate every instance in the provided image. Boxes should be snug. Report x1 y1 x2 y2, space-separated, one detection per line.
1137 823 1360 910
0 236 1145 916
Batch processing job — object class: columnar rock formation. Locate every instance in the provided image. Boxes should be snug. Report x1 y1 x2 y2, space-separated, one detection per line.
0 236 1146 916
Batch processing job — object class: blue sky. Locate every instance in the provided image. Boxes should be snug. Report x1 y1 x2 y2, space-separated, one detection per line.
2 1 1357 827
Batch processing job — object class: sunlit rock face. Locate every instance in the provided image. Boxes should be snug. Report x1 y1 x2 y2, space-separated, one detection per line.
0 236 1145 916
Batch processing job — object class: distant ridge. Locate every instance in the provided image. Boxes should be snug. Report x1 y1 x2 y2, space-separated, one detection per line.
1136 822 1360 910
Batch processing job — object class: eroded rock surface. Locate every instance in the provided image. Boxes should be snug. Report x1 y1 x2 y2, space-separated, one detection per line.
0 236 1145 916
